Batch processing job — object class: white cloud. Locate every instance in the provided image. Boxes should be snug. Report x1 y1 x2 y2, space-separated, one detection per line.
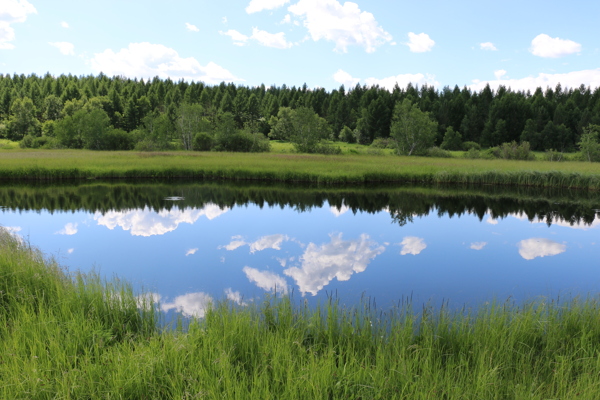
249 234 289 253
469 68 600 92
185 248 198 256
480 42 497 51
470 242 487 250
284 233 385 296
530 34 581 58
282 14 292 24
288 0 392 53
494 69 507 80
61 21 69 28
220 235 247 251
406 32 435 53
220 29 249 46
136 292 162 310
225 288 248 306
161 292 214 318
95 204 228 237
486 217 499 225
49 41 75 56
251 27 293 49
67 248 74 254
4 226 21 234
0 0 36 49
399 236 426 255
222 17 227 24
185 22 199 32
55 222 78 235
333 69 360 88
365 73 439 91
330 203 351 217
243 266 289 294
246 0 290 13
518 238 566 260
91 42 241 84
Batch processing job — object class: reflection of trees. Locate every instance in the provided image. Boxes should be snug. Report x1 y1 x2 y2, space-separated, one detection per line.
0 181 598 227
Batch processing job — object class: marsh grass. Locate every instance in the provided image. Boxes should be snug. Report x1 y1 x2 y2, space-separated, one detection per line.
0 149 599 189
3 227 600 398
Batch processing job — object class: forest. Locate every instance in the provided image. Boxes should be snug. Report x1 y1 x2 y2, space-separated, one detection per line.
1 72 600 155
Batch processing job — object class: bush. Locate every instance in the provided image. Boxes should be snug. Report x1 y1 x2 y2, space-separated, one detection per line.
19 134 34 148
193 132 214 151
492 141 534 160
103 129 136 150
214 131 270 153
314 143 342 155
426 146 452 158
462 141 481 151
370 137 397 149
543 149 565 162
340 126 355 143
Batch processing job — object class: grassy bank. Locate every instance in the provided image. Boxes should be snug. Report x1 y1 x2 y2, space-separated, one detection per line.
3 228 600 399
0 149 600 189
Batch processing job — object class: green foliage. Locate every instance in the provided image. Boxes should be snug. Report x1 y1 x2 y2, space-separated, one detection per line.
491 141 535 160
544 149 565 162
391 99 438 156
339 125 355 143
462 141 481 151
7 97 40 140
370 137 397 149
193 132 214 151
102 128 136 150
578 124 600 162
440 126 463 150
426 146 453 158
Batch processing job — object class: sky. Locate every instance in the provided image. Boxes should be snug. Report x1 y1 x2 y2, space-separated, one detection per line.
1 0 599 92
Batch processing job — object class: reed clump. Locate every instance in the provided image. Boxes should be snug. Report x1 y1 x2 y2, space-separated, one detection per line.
3 227 600 398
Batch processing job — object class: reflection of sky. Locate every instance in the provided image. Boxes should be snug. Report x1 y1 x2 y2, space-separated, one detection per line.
94 204 229 236
1 199 598 314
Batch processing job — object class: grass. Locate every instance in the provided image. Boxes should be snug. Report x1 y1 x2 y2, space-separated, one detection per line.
0 147 599 189
4 227 600 399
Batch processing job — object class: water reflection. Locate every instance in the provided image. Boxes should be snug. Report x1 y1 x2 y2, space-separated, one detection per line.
517 238 567 260
470 242 487 250
398 236 427 255
221 234 290 253
160 292 214 318
243 267 289 294
94 204 228 236
284 233 385 296
55 222 78 235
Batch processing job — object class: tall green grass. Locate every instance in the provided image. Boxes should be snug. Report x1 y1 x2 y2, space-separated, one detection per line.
3 227 600 398
0 149 599 189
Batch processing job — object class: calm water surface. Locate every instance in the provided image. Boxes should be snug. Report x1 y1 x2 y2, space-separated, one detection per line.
1 182 598 317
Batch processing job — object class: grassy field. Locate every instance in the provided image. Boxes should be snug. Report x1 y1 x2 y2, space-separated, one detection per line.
0 145 599 189
3 227 600 399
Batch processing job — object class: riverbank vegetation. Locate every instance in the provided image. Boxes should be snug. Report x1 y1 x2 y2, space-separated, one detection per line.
2 73 600 157
3 227 600 398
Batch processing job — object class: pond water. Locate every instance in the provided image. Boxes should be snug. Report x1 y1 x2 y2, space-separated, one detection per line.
1 182 599 317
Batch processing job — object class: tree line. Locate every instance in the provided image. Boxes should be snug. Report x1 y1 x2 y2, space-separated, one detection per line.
1 72 600 154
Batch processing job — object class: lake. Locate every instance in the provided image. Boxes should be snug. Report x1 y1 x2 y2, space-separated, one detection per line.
1 181 598 317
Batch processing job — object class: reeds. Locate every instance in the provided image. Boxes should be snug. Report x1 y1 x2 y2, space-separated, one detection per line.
3 227 600 398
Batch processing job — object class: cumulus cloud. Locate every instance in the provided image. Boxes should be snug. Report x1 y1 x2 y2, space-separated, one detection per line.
4 226 21 234
469 68 600 92
480 42 497 51
530 34 581 58
365 73 439 91
185 248 198 256
251 27 293 49
399 236 426 255
90 42 241 84
55 222 78 235
220 29 249 46
243 266 289 294
288 0 392 53
486 217 499 225
49 41 75 56
470 242 487 250
185 22 199 32
136 292 162 310
494 69 507 80
284 233 385 296
67 248 74 254
0 0 36 49
225 288 248 306
95 204 229 237
161 292 214 318
330 203 351 217
60 21 69 28
220 234 289 253
246 0 290 13
406 32 435 53
518 238 566 260
333 69 360 88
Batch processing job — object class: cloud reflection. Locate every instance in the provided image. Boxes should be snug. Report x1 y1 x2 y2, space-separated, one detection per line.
330 204 350 217
225 288 248 306
160 292 214 318
470 242 487 250
185 248 198 256
284 233 385 296
399 236 426 255
243 266 289 294
220 234 289 253
518 238 566 260
55 222 78 235
94 204 229 236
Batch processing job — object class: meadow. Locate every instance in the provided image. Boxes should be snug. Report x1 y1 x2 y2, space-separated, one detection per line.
3 227 600 399
0 143 599 189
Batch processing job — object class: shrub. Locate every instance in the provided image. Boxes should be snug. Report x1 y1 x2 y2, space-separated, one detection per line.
193 132 214 151
370 137 397 149
314 143 342 155
492 141 534 160
19 134 34 148
214 131 270 153
103 129 136 150
440 127 462 150
462 141 481 151
543 149 565 162
426 146 453 158
340 126 355 143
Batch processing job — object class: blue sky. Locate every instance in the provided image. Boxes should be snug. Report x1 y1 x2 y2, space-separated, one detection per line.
1 0 599 92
